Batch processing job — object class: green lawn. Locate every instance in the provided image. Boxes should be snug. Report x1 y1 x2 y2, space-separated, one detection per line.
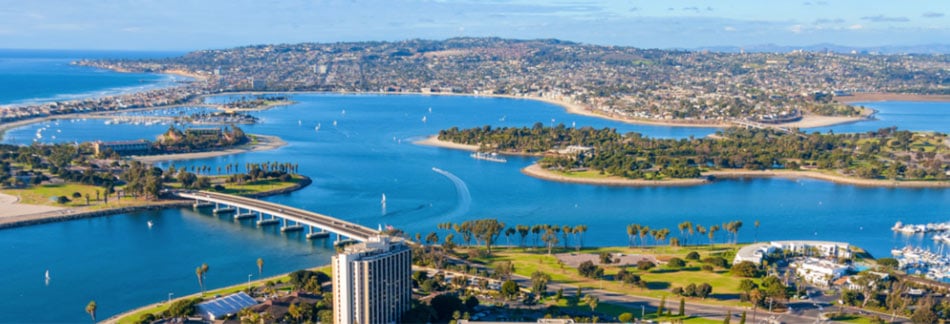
469 245 754 307
550 298 720 323
2 183 153 209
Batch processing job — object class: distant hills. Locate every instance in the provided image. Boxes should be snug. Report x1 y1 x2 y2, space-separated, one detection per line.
692 43 950 55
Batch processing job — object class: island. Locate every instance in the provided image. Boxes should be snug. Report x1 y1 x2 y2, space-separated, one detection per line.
429 124 950 187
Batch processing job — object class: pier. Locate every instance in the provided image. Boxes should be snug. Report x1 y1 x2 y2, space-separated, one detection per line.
174 190 377 242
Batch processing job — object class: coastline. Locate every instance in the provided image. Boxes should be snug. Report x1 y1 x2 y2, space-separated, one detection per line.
522 164 709 186
0 175 312 230
130 134 287 163
521 164 950 188
836 92 950 104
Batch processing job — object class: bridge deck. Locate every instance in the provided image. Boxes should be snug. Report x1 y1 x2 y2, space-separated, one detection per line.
173 190 377 241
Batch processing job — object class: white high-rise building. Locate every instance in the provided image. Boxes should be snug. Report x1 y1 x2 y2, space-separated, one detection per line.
332 235 412 324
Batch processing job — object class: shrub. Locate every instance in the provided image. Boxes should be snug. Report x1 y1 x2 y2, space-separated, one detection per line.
685 251 701 260
671 287 684 295
667 257 686 268
701 265 714 272
637 260 656 271
702 256 729 268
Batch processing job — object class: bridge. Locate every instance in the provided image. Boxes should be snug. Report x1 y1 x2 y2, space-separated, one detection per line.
173 190 378 242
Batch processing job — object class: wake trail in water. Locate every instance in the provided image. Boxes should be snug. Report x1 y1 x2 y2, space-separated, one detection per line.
431 167 472 220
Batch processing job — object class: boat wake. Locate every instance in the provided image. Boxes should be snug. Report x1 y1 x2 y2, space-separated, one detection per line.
431 167 471 220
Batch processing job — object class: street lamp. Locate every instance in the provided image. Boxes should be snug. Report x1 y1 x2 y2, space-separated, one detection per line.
248 274 253 290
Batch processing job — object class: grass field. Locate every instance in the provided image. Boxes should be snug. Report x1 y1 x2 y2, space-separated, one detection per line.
2 183 153 209
468 245 755 308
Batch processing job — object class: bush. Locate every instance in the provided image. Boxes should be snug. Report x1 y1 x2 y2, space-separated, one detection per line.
701 265 714 272
685 251 701 260
212 184 225 191
618 312 634 323
702 256 729 268
730 261 761 278
667 257 686 268
876 257 899 270
671 287 684 295
637 260 656 271
578 261 603 278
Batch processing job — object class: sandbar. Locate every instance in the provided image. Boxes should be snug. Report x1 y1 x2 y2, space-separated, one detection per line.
131 134 286 163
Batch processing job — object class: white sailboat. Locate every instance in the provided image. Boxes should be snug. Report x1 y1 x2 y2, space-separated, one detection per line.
421 116 427 123
45 270 50 281
147 220 154 228
381 193 387 205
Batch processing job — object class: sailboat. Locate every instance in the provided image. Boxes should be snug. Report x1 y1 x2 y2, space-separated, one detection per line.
421 116 427 123
147 220 154 228
315 123 321 131
45 270 50 281
381 193 387 205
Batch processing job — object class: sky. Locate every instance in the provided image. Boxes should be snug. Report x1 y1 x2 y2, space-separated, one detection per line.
0 0 946 51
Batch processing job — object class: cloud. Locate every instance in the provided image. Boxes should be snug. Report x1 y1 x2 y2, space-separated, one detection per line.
860 15 909 23
814 18 845 24
682 6 700 13
723 26 736 32
789 24 804 33
848 24 863 30
922 12 944 18
628 7 639 12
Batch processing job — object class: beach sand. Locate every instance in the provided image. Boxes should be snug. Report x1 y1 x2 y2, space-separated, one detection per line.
131 134 286 163
0 193 65 219
414 135 479 151
522 164 709 186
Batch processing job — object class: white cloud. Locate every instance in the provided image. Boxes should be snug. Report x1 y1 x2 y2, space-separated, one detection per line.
789 24 804 33
723 26 736 32
848 24 863 30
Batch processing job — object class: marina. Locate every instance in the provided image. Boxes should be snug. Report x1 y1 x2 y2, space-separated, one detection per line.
891 246 950 282
892 221 950 234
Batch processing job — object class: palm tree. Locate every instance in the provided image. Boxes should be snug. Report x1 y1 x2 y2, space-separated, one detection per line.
257 258 264 276
504 227 516 247
678 221 692 246
626 224 640 247
85 300 97 322
575 225 588 251
196 263 210 293
708 225 719 245
639 226 650 246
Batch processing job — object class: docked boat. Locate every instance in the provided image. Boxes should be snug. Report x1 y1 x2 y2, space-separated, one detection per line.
470 152 507 163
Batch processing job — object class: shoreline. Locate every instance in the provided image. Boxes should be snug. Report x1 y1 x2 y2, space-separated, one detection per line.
836 92 950 104
521 164 950 188
0 175 312 230
130 134 287 163
522 164 710 186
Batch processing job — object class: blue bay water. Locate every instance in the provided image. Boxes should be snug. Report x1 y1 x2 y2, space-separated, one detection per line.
1 82 950 320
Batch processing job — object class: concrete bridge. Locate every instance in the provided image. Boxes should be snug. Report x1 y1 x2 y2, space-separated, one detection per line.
173 190 377 242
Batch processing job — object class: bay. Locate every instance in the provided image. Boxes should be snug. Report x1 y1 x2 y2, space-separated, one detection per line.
2 92 949 321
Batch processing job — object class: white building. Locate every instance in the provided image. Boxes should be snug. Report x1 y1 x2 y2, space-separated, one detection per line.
332 235 412 324
795 258 850 286
733 240 852 265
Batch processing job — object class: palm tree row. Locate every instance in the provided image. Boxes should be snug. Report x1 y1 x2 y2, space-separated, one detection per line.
435 221 589 253
626 219 751 247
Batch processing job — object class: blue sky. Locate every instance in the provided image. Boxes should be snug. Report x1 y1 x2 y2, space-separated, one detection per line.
0 0 946 50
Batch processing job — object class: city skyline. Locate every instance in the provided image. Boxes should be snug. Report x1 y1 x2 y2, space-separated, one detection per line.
0 0 946 51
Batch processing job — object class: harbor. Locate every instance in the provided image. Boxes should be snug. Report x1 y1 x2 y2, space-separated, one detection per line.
470 151 507 163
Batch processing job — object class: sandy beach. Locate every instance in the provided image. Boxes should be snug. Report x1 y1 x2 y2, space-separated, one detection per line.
522 164 950 188
414 135 480 151
0 193 65 219
522 164 710 187
704 169 950 188
131 134 286 163
836 92 950 104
